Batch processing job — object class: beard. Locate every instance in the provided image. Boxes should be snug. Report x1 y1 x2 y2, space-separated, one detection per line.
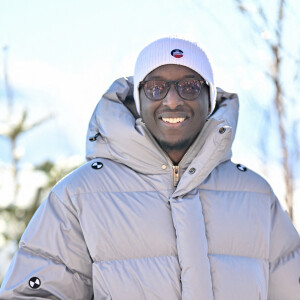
157 136 191 152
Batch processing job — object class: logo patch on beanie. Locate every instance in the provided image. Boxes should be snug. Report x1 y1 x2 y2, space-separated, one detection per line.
171 49 183 58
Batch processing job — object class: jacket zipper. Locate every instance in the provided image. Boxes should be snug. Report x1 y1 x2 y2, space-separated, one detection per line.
173 166 180 187
89 132 101 141
173 149 190 187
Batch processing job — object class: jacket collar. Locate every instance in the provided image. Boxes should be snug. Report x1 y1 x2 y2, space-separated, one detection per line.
86 77 239 194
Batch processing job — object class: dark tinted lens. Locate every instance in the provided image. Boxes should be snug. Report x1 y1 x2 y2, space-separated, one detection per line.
177 79 202 99
143 80 168 100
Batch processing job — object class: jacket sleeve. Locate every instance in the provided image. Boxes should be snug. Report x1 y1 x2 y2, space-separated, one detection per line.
0 190 93 300
268 194 300 300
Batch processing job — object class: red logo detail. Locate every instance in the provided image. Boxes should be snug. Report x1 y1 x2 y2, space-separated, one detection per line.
171 49 183 58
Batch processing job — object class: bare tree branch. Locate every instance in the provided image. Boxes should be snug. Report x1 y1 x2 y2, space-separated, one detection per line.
233 0 298 221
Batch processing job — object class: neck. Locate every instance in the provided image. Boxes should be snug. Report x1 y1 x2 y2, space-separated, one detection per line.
166 150 185 164
157 139 193 165
162 145 190 165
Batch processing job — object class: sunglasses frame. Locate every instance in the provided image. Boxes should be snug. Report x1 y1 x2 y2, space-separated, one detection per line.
139 78 207 101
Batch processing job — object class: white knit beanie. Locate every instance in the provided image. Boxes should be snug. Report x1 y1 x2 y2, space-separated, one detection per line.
133 37 216 116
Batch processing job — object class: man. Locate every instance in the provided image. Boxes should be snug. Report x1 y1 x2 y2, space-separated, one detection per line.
0 37 299 299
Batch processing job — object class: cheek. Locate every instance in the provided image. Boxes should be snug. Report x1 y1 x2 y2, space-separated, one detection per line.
140 96 160 121
139 92 149 118
141 105 157 127
140 101 151 121
192 101 209 117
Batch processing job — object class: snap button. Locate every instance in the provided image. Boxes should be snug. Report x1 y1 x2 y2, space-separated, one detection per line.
219 127 226 134
189 168 196 174
236 164 247 172
29 277 41 289
91 162 103 169
161 164 167 170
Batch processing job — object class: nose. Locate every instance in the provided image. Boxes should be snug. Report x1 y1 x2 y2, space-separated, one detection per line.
162 85 184 109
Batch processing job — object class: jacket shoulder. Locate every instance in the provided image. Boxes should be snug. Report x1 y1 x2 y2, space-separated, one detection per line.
201 160 273 196
51 158 146 200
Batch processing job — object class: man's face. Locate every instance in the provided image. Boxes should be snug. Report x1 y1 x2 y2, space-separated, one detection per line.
140 64 209 153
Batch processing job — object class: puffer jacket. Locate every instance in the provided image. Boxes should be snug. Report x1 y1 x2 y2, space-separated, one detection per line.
0 77 299 300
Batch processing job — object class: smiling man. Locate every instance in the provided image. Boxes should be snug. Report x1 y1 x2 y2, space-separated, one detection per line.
1 37 299 300
139 64 209 164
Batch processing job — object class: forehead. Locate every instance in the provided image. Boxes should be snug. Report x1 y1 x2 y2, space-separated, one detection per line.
144 64 203 81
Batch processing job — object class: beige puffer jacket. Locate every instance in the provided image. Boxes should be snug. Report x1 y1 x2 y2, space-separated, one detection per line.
1 77 299 300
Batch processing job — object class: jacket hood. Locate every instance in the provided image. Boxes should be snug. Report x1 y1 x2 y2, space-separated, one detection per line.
86 77 239 195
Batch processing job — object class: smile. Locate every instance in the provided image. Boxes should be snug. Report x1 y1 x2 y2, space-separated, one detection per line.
161 117 186 124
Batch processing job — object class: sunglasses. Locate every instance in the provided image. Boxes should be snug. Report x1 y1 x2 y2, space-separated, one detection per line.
139 78 207 101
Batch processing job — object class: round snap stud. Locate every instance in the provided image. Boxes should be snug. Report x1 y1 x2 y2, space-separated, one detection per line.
29 277 41 289
189 168 196 174
91 162 103 170
236 164 247 172
161 164 167 170
219 127 226 134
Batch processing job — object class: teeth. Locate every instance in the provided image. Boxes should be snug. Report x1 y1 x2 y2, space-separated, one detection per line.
162 117 185 124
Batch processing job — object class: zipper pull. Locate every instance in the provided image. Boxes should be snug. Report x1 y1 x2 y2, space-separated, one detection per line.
173 165 180 187
89 132 101 142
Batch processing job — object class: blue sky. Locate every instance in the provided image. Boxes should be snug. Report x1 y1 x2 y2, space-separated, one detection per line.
0 0 270 161
0 0 300 221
